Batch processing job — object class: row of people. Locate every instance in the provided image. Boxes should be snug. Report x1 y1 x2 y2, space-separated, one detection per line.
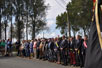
0 39 12 56
16 35 88 68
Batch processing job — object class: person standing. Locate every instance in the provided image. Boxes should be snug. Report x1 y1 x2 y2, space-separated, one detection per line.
21 40 26 57
49 38 55 62
1 40 6 56
39 39 45 59
81 35 88 68
74 35 82 66
43 39 49 60
54 37 61 64
7 39 12 56
33 39 37 58
4 40 8 56
25 40 30 58
60 36 68 66
36 39 41 59
15 40 21 56
29 40 34 59
53 38 58 63
69 37 76 65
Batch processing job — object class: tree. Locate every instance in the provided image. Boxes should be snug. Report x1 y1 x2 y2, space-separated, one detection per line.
56 12 68 35
67 0 93 35
0 10 1 39
56 0 93 36
0 0 48 41
29 0 48 39
0 0 4 39
14 20 25 40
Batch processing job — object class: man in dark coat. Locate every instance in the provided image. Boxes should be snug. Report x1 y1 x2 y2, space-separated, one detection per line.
60 35 68 66
48 38 55 62
53 37 61 64
74 35 83 66
15 40 21 56
69 37 76 65
36 39 41 59
81 35 88 67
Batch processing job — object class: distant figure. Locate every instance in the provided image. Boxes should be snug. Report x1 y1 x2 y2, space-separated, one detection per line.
15 40 21 56
7 39 12 56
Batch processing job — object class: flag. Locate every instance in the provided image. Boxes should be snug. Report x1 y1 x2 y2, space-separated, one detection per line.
93 0 96 9
84 0 102 68
93 0 96 2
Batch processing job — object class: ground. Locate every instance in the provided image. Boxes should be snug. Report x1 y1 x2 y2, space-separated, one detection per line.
0 56 80 68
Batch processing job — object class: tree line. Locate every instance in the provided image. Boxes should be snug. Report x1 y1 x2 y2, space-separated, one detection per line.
56 0 93 37
0 0 48 41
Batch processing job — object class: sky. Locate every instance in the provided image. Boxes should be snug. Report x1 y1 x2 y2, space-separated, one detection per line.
4 0 70 40
36 0 71 38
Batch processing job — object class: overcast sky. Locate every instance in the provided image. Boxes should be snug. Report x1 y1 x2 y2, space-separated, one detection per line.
36 0 70 38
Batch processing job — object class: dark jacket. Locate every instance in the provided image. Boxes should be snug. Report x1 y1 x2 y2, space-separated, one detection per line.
69 40 75 50
75 39 83 51
60 39 68 49
50 42 54 50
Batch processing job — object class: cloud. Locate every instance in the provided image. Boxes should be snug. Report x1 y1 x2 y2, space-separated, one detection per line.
36 0 71 38
45 0 70 19
50 32 56 37
46 19 55 27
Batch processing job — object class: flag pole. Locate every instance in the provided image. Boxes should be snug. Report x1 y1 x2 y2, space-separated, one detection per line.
95 0 102 49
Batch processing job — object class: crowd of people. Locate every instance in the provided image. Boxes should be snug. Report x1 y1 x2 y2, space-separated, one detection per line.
15 35 88 68
0 35 88 68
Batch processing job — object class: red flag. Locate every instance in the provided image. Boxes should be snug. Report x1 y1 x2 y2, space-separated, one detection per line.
93 0 96 10
93 0 96 3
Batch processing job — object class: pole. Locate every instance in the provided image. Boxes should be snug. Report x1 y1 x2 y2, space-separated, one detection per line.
11 12 12 42
43 32 44 38
66 9 71 38
26 14 28 40
11 1 13 42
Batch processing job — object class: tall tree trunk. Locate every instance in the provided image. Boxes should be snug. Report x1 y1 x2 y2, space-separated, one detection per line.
17 0 21 42
21 15 24 40
11 16 12 42
5 21 7 40
67 9 71 37
16 14 21 42
10 5 13 42
0 8 1 39
18 19 21 42
32 17 35 40
32 1 36 40
18 22 20 42
33 21 35 39
26 15 28 40
83 28 86 36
